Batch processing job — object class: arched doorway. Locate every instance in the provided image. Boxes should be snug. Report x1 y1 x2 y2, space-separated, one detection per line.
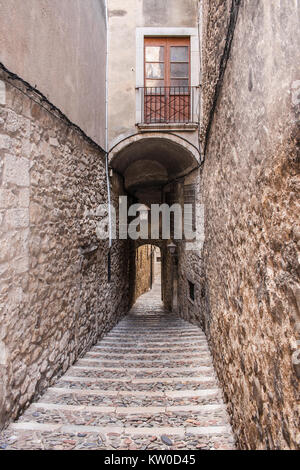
134 244 161 303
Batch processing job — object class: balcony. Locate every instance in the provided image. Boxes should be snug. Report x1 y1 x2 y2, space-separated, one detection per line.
136 86 199 131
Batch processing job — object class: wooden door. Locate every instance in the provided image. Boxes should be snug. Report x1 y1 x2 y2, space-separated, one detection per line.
144 37 190 123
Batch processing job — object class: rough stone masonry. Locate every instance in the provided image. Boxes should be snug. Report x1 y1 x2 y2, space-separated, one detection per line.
0 68 131 429
0 0 299 452
196 0 299 450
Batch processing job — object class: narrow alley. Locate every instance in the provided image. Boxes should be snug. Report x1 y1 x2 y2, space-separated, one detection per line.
0 0 299 452
0 282 235 450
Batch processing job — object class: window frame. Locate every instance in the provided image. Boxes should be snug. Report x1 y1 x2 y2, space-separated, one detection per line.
144 37 191 91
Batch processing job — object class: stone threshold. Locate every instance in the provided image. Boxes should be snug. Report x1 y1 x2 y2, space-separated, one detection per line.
136 123 198 132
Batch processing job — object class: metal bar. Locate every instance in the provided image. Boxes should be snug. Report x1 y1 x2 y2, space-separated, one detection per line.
139 86 197 124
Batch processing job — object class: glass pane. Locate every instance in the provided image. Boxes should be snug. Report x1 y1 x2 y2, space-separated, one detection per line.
145 79 165 92
170 46 188 62
171 63 189 78
146 63 164 79
145 46 164 62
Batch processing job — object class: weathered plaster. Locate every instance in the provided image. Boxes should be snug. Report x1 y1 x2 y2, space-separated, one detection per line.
0 0 107 147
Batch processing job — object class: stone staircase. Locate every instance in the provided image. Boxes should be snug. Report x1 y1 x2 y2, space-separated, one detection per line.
0 283 235 450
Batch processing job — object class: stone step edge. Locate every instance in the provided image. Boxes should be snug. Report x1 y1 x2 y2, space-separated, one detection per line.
10 422 233 437
92 342 209 354
71 365 214 373
94 345 208 350
97 340 208 346
87 351 209 358
86 355 210 362
48 387 221 399
105 334 206 340
61 375 217 384
112 327 202 331
31 402 226 414
108 328 204 332
78 358 212 366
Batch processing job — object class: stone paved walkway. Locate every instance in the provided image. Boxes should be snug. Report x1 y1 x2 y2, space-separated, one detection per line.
0 282 235 450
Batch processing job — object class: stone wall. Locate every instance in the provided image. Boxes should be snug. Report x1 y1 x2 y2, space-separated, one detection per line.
153 247 161 282
199 0 232 144
176 171 205 328
0 69 130 429
197 0 300 450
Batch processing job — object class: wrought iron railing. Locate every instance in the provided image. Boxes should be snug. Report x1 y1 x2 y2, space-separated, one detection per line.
138 86 198 125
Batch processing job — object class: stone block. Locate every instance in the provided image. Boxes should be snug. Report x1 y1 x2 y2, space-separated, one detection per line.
5 209 29 229
0 189 16 208
5 110 21 133
49 137 59 147
13 256 29 274
3 154 30 187
0 135 11 150
0 81 6 105
0 341 7 366
18 189 30 208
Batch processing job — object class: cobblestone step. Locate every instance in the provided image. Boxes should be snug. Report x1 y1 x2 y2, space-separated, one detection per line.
18 404 229 428
112 327 201 332
86 351 211 360
91 346 208 354
56 375 219 391
114 329 199 332
1 425 234 450
105 332 205 339
30 402 226 414
77 357 213 368
69 365 214 379
0 282 235 450
93 343 209 350
39 387 223 407
95 341 208 349
97 344 208 352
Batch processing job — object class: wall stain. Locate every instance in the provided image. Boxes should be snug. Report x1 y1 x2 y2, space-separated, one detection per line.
109 9 127 17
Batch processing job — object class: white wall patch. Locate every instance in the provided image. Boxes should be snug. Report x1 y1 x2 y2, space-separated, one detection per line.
0 80 6 105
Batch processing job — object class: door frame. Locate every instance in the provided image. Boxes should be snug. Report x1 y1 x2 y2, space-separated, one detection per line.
136 27 200 125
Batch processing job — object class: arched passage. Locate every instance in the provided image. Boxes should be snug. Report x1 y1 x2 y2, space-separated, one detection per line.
110 133 200 313
134 244 161 303
109 132 200 205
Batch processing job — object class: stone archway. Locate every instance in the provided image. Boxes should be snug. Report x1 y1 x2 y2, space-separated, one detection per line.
109 132 201 168
109 132 200 205
110 133 200 312
133 243 162 302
